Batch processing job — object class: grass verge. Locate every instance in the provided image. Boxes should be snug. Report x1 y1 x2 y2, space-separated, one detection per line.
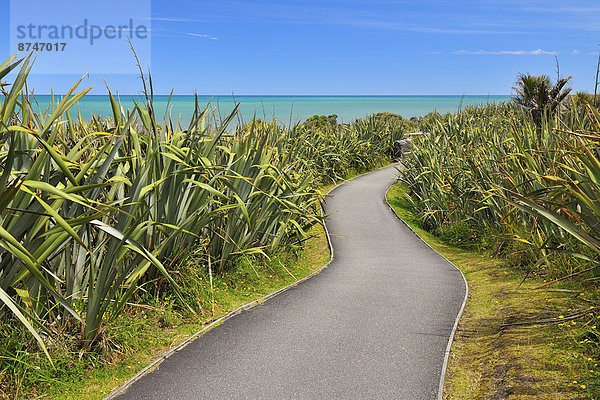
387 183 597 399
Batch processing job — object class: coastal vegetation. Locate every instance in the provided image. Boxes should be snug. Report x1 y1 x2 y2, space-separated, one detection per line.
0 55 410 398
401 73 600 395
4 47 598 398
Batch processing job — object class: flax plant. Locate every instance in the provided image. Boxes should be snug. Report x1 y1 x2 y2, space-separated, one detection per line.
402 99 600 276
1 54 406 361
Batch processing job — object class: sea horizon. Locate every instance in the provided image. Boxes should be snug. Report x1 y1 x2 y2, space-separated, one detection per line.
54 94 510 96
32 94 511 124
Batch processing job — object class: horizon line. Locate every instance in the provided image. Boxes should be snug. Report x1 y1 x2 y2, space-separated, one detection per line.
32 93 513 97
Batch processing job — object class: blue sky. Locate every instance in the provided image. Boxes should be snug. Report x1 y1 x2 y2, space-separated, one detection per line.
2 0 600 95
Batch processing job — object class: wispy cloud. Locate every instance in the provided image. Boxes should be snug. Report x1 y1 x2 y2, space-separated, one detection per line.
324 57 350 61
213 1 524 35
341 19 521 34
141 16 211 23
455 49 556 55
187 33 219 40
522 6 600 14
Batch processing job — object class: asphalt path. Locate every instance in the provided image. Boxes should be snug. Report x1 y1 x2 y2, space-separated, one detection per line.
113 164 467 400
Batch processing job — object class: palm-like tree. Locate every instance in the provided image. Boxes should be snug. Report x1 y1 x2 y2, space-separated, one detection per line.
512 73 572 126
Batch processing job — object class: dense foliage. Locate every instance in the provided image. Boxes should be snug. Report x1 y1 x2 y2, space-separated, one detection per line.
0 53 410 384
402 94 600 282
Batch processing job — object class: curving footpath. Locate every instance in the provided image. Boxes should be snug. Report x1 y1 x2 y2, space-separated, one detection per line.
111 164 467 400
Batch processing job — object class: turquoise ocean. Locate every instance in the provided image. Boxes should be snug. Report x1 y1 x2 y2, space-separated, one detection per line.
35 95 510 125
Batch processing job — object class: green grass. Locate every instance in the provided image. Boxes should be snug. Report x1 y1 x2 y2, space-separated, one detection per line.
387 183 599 399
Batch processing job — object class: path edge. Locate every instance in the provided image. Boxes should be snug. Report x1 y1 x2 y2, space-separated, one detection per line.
102 163 396 399
384 181 469 400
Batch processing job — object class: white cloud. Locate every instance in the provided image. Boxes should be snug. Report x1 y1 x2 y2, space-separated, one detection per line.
142 17 210 23
572 49 580 54
454 48 556 55
214 1 524 35
523 6 600 14
326 18 522 35
187 33 219 40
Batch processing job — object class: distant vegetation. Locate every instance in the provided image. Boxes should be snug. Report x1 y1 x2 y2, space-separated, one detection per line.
301 114 339 131
574 91 600 107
